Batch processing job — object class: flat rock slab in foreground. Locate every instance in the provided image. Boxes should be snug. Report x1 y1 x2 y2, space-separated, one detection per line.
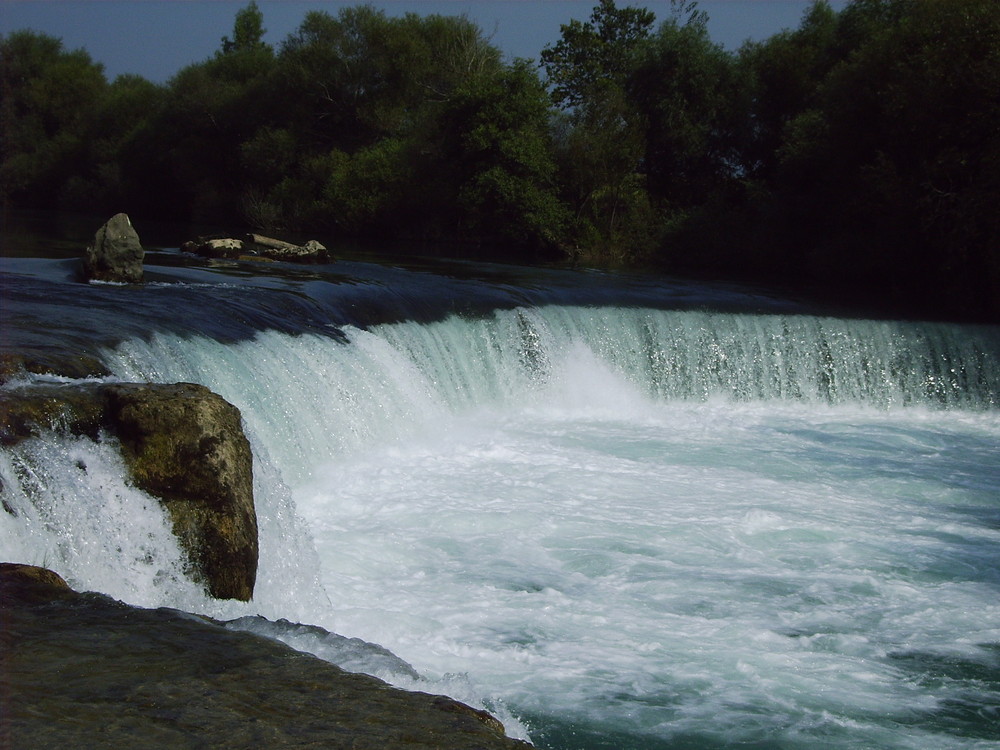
0 564 532 750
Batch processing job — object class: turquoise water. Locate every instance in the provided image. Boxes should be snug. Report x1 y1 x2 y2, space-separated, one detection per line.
3 268 999 748
99 307 1000 748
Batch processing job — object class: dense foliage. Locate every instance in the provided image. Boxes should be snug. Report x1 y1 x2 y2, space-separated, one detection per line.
2 0 997 320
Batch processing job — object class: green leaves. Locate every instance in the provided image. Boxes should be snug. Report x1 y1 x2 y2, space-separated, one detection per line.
0 31 108 207
540 0 655 109
221 1 268 54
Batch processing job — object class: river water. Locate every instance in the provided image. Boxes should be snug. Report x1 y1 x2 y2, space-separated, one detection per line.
2 235 999 749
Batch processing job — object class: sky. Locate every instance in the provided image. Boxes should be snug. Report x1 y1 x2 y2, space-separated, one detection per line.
2 1 851 83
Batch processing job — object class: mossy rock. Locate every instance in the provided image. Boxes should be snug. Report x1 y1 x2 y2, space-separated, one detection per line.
103 383 258 601
0 382 258 601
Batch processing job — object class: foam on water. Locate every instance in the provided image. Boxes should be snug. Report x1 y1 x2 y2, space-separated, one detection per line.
0 424 329 624
290 399 1000 748
0 434 192 602
4 305 1000 748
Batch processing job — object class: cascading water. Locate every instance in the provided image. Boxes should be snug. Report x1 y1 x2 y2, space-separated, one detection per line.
97 306 1000 749
3 255 999 749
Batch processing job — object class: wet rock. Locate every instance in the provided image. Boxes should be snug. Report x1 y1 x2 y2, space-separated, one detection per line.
81 213 144 284
0 383 257 601
104 383 257 602
0 566 532 749
224 615 423 681
0 351 110 384
0 384 106 446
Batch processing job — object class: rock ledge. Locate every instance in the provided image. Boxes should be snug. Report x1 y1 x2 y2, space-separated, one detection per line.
0 564 532 749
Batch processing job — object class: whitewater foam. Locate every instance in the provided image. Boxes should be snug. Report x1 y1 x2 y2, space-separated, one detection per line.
4 303 999 748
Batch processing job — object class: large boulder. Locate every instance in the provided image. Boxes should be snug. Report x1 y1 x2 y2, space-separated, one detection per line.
81 213 144 284
0 382 257 601
103 383 258 601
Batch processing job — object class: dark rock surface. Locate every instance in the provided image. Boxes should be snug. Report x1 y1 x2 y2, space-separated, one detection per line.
0 564 532 750
0 382 257 601
81 213 144 284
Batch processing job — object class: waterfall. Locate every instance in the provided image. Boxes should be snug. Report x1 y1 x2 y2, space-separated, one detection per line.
4 299 999 750
101 307 999 483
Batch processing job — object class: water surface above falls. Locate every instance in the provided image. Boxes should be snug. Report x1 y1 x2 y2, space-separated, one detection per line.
3 245 1000 750
0 248 811 368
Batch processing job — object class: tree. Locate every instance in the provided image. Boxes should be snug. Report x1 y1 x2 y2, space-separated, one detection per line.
540 0 656 109
221 1 267 53
0 31 107 209
156 2 277 222
260 7 513 236
822 0 996 315
629 6 740 207
541 0 659 262
68 73 167 214
436 59 568 252
736 1 839 182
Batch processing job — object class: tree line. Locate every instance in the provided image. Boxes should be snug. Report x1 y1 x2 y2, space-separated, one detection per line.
2 0 997 321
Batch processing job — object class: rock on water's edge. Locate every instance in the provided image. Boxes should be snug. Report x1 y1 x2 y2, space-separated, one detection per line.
104 383 258 601
0 564 533 750
0 562 71 598
0 382 257 601
181 233 330 263
81 212 144 284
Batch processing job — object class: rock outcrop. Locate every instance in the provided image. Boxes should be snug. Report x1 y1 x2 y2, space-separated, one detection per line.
0 352 110 384
0 564 533 749
0 383 257 601
0 562 72 596
247 233 330 262
81 213 144 283
182 233 330 263
103 383 257 601
183 237 246 258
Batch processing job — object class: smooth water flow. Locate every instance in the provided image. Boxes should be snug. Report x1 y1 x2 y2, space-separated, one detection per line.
3 284 999 748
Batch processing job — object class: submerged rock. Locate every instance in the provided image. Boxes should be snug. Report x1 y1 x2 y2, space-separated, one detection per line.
0 565 532 749
0 382 257 601
81 213 144 284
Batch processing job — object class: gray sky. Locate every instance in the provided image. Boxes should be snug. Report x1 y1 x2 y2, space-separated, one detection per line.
2 1 850 83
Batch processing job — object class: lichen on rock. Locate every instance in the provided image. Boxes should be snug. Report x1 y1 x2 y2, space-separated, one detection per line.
0 382 258 601
103 383 258 601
